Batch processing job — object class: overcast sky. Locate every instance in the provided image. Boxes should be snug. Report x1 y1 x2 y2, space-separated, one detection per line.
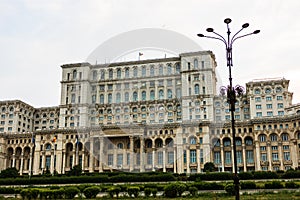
0 0 299 107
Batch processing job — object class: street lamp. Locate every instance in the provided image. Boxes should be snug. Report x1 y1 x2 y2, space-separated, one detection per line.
197 18 260 200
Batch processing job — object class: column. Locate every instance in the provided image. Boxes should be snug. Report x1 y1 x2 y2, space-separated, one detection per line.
173 148 177 173
72 150 75 167
278 142 284 170
29 151 33 176
162 142 166 172
231 145 235 173
197 148 201 173
242 145 247 172
255 141 261 171
89 139 94 172
12 154 16 168
50 152 54 174
62 151 66 174
20 154 24 175
99 137 104 172
130 136 134 172
186 149 190 173
291 140 298 169
220 146 224 172
152 148 155 171
140 137 145 172
81 150 85 171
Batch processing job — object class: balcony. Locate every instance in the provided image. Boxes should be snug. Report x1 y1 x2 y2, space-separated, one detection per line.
272 160 281 165
283 160 293 165
260 161 269 166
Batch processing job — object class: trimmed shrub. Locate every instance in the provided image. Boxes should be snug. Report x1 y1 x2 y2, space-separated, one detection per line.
144 188 151 197
253 171 278 179
107 186 121 198
164 184 178 198
240 181 256 189
0 187 16 194
238 172 253 180
224 183 235 196
264 181 283 189
188 186 198 197
127 186 140 198
64 187 79 199
30 189 39 200
0 167 19 178
285 181 299 188
83 186 100 199
151 188 157 197
176 183 186 197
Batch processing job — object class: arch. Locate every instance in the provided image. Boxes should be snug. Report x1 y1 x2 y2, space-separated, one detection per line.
15 147 22 156
212 138 220 147
189 136 197 145
23 147 31 157
108 93 112 104
66 143 73 152
117 143 124 149
194 58 198 69
125 68 130 78
235 137 242 146
167 89 172 99
145 139 152 148
223 137 231 147
245 136 253 146
159 90 164 100
7 147 14 155
77 142 83 151
45 143 52 151
297 131 300 139
194 84 199 95
281 133 289 141
297 110 300 115
133 91 138 102
155 138 163 148
150 66 155 76
134 140 140 148
141 91 146 101
117 68 122 78
150 90 155 100
73 70 77 79
258 134 266 142
116 93 121 103
270 133 278 141
108 69 113 79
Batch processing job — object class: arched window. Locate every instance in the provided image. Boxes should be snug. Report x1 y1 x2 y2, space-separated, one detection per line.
109 69 113 79
133 67 138 77
281 133 289 141
45 143 51 150
117 69 121 79
270 134 278 141
297 110 300 115
100 70 105 80
73 70 77 79
150 90 155 100
190 137 196 144
245 137 253 145
92 70 97 80
125 92 129 102
142 66 146 77
141 91 146 101
133 92 138 102
223 138 231 147
108 93 112 104
159 65 163 74
117 143 123 149
213 139 220 147
100 94 104 104
132 107 138 112
175 63 180 73
167 64 172 75
167 89 172 99
150 66 155 76
259 134 266 142
116 93 121 103
235 138 242 146
125 68 129 78
194 84 200 95
176 88 181 98
194 59 198 69
159 90 164 100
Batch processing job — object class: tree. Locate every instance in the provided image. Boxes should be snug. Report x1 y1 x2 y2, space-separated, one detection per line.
204 162 215 172
0 167 19 178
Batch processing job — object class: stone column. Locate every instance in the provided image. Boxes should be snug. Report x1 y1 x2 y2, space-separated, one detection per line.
29 151 33 176
81 150 85 171
231 144 235 173
267 142 272 170
186 149 190 173
162 142 166 172
62 150 66 174
99 137 104 172
50 152 54 174
173 148 177 173
130 136 134 172
20 154 24 175
220 146 224 172
278 142 284 170
242 145 247 172
255 141 261 171
12 154 16 168
197 148 201 173
152 148 155 171
291 140 298 169
89 138 94 172
72 150 75 167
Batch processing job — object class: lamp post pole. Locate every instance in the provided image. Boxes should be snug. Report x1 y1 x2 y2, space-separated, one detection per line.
197 18 259 200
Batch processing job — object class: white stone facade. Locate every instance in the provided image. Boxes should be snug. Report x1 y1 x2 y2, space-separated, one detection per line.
0 51 299 175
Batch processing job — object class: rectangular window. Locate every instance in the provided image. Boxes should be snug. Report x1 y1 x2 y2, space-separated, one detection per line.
277 103 284 108
190 150 196 163
272 146 278 150
127 153 130 165
256 112 262 117
147 153 152 165
157 152 163 165
246 150 254 164
255 97 261 102
272 153 279 161
237 151 243 164
260 146 266 151
225 151 231 164
266 104 272 109
284 152 290 160
117 154 123 166
266 96 272 101
278 111 284 116
200 149 203 163
45 156 51 169
214 152 221 164
108 154 113 166
277 96 283 100
267 111 273 116
261 153 267 161
168 152 174 164
256 105 262 109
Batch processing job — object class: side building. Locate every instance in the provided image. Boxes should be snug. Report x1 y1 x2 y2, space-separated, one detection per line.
0 51 299 175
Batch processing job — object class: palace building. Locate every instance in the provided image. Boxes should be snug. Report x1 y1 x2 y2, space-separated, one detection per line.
0 50 300 175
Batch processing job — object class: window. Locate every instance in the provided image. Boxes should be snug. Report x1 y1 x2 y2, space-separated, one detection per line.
167 89 172 99
284 152 290 160
270 134 277 141
92 95 96 103
133 92 138 102
125 68 129 78
260 146 266 151
157 152 163 165
272 146 278 150
254 89 260 94
159 90 164 100
167 64 172 74
261 153 267 161
272 153 279 161
194 59 198 69
108 154 113 165
108 94 112 104
100 94 104 104
277 103 283 108
190 150 196 163
190 137 196 144
175 63 180 73
256 105 262 109
237 151 243 164
246 150 254 164
281 133 289 141
214 152 221 164
194 84 199 95
255 97 261 102
147 153 153 165
92 70 97 80
266 96 272 101
176 88 181 98
141 91 146 101
276 87 282 93
100 70 105 80
73 70 77 79
150 66 155 76
278 111 284 116
265 88 271 94
277 96 283 100
71 94 76 103
266 104 272 109
259 134 266 142
109 69 113 79
225 151 231 164
267 111 273 116
159 65 163 74
117 154 123 166
142 66 146 77
256 112 262 117
117 69 121 79
150 90 155 100
133 67 138 77
168 152 174 164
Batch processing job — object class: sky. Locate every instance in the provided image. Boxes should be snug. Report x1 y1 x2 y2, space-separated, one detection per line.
0 0 300 107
